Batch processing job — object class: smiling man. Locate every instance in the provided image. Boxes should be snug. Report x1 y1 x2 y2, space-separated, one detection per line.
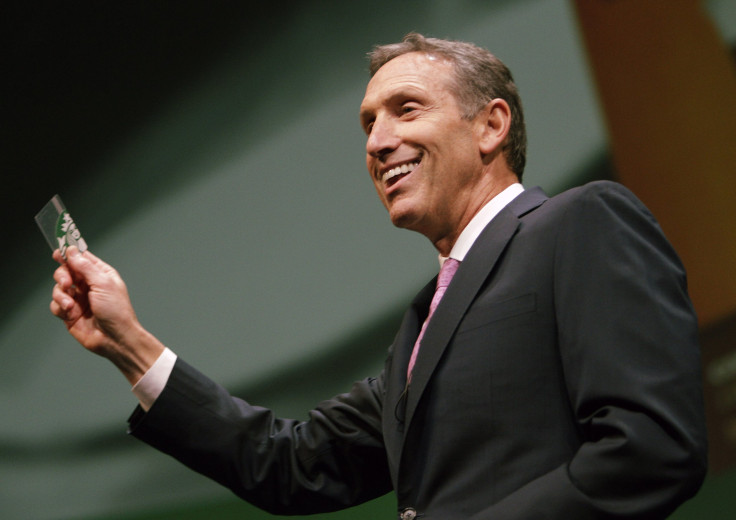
361 48 521 255
50 33 707 519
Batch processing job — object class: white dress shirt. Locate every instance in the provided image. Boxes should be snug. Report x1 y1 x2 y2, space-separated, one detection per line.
133 183 525 411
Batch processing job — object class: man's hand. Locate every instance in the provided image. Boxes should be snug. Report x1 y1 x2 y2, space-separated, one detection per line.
50 246 165 385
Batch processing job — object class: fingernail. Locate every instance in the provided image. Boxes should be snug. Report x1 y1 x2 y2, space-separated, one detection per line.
68 246 80 258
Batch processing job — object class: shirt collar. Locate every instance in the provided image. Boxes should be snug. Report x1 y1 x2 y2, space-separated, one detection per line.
439 183 524 267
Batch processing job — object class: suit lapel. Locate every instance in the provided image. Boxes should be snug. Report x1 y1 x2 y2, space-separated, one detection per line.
382 279 435 469
399 187 548 446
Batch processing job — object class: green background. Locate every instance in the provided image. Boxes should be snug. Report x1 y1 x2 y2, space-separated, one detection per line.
2 1 735 518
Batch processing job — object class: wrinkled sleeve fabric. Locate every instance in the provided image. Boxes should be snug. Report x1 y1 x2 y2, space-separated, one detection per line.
128 359 392 515
472 182 707 519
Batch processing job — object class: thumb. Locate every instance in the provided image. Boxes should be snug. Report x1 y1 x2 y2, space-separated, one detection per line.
65 246 113 287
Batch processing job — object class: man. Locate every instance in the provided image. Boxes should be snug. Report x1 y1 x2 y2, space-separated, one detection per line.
50 33 707 519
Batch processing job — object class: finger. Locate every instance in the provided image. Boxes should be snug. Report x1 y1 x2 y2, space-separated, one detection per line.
79 248 103 266
50 298 81 324
53 264 73 291
52 283 74 312
66 246 109 272
50 298 72 320
50 298 63 318
50 293 71 320
65 247 109 287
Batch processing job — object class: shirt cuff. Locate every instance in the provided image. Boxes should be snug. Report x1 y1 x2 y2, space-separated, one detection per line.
131 347 177 412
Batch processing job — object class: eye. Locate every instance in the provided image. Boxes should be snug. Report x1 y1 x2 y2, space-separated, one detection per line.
359 114 373 135
399 101 424 119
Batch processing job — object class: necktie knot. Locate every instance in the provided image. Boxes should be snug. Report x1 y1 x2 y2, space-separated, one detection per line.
437 258 460 290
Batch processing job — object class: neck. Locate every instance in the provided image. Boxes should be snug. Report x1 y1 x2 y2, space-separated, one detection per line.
431 175 518 256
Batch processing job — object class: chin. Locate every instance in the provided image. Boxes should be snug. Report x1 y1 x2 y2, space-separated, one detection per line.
389 213 412 230
388 209 424 233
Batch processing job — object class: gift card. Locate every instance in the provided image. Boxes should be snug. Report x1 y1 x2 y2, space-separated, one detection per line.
35 195 88 260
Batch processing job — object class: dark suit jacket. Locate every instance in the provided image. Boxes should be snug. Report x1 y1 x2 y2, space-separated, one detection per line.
129 181 707 519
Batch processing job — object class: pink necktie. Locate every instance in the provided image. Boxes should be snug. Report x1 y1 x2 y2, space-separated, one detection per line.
407 258 461 381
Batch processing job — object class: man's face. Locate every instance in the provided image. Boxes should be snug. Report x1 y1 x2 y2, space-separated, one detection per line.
360 52 487 245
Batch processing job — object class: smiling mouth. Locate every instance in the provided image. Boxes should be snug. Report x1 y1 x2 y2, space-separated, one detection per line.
382 161 419 187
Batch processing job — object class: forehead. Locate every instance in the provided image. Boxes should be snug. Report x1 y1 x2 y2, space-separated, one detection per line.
360 52 456 112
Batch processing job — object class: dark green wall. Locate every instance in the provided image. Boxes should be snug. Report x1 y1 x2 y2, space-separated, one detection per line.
3 2 735 519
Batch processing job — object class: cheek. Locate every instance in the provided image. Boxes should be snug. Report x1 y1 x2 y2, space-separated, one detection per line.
369 175 389 209
374 184 389 209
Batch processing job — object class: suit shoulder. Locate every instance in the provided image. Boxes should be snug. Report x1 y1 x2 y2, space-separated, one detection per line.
549 180 651 217
554 180 634 202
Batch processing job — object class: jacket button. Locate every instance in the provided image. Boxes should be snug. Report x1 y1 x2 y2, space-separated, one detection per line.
400 508 417 520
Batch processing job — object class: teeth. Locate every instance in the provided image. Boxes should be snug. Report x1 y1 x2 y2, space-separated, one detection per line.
382 162 418 183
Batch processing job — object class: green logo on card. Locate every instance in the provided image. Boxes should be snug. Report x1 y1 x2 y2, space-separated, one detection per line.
56 211 87 258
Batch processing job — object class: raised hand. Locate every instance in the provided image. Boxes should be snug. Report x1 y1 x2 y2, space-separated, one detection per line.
50 246 164 385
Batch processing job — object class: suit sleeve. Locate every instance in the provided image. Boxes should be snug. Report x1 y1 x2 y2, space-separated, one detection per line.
128 358 392 515
474 182 708 519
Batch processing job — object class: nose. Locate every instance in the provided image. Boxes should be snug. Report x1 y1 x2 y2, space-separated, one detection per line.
366 115 400 160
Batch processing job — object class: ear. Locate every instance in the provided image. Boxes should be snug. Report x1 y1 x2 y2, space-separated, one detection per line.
477 98 511 156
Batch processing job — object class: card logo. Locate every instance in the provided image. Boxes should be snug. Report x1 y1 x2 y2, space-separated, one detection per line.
56 211 88 258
